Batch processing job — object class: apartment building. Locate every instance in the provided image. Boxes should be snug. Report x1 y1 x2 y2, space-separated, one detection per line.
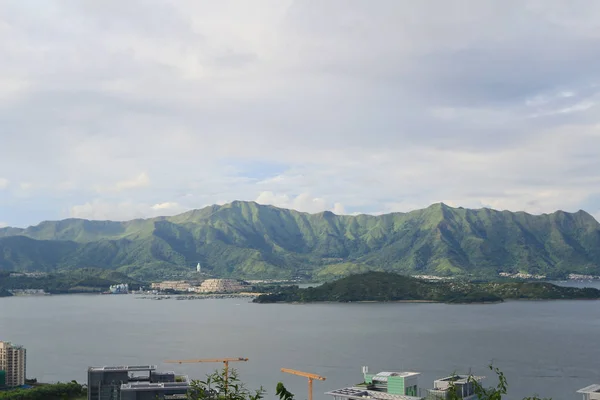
0 341 26 387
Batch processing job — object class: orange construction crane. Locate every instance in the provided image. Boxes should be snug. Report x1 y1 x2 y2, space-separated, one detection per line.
165 357 248 393
281 368 326 400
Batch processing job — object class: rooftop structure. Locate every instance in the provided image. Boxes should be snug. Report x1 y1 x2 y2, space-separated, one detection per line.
577 384 600 400
88 364 190 400
426 375 484 400
326 387 422 400
326 367 485 400
361 367 420 398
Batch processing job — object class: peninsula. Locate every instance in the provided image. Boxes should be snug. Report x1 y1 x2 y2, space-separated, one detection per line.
252 272 600 304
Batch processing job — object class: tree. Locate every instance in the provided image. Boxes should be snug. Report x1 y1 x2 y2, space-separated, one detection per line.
187 368 265 400
275 382 295 400
446 364 551 400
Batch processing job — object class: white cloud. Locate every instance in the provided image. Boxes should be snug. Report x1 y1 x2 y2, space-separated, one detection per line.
0 221 8 228
255 191 345 214
1 2 600 226
151 202 183 211
69 200 187 221
0 178 8 189
94 173 151 193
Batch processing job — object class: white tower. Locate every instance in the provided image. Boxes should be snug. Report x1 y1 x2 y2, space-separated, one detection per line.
196 262 201 273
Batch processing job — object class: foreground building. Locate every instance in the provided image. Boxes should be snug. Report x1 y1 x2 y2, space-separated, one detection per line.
426 375 484 400
325 367 484 400
577 384 600 400
0 341 26 387
88 365 190 400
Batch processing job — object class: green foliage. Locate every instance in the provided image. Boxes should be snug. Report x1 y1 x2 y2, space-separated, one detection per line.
187 368 265 400
0 268 142 294
445 365 550 400
275 383 295 400
253 272 600 303
1 201 600 280
0 381 85 400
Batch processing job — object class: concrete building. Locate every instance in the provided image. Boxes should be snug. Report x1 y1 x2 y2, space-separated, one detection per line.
426 375 484 400
578 384 600 400
0 341 26 387
150 281 193 292
196 279 248 293
88 365 190 400
326 367 423 400
326 367 485 400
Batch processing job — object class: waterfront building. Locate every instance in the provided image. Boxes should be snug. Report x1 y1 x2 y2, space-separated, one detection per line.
195 279 248 293
0 341 26 387
577 384 600 400
109 283 129 294
150 281 194 292
87 365 190 400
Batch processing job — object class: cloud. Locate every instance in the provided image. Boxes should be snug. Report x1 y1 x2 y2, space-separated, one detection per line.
0 221 7 228
255 191 345 214
0 178 8 189
1 1 600 226
94 173 151 193
69 200 186 221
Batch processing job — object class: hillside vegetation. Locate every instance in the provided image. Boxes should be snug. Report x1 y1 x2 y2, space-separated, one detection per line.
1 201 599 280
253 272 600 304
0 268 143 294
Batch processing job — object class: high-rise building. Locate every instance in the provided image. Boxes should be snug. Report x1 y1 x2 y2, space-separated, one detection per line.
0 341 26 387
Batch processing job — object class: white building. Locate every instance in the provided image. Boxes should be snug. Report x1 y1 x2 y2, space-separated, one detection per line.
196 263 201 273
578 384 600 400
0 341 26 387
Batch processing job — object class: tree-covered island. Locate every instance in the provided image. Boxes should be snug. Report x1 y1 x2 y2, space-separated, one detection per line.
253 272 600 304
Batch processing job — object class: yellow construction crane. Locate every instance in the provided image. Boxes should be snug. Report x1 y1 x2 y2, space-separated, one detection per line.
281 368 326 400
165 357 249 393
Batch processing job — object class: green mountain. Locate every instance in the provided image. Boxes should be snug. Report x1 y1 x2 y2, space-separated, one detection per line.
253 272 600 304
1 201 599 280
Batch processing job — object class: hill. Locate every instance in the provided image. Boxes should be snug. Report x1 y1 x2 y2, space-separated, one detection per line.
1 201 600 280
0 268 143 294
253 272 600 304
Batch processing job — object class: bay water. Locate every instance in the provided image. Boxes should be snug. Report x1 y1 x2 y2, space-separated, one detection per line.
1 282 600 399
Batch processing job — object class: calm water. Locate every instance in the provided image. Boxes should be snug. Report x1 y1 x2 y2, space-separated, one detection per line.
1 283 600 400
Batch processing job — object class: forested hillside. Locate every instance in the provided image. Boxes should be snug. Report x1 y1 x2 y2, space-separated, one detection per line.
1 201 599 280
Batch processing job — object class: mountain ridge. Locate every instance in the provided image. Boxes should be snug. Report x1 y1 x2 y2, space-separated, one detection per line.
1 201 599 280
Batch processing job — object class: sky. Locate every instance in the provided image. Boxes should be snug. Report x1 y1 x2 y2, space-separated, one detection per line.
2 1 600 227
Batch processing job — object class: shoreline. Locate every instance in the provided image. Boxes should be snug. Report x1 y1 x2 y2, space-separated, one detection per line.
255 297 600 305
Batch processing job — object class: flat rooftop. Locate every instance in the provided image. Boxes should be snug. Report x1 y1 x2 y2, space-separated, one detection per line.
577 384 600 394
121 378 190 392
372 371 421 381
434 375 485 384
326 387 421 400
89 365 157 372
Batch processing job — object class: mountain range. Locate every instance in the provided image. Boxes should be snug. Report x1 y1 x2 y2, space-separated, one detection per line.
1 201 599 280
